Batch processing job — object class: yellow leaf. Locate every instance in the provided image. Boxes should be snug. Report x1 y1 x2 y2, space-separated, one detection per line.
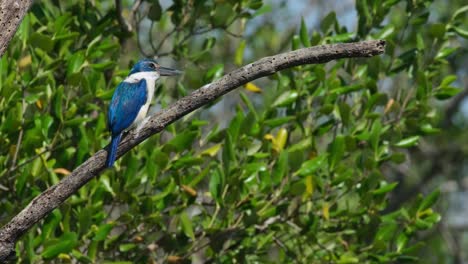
309 151 317 159
18 55 32 70
36 100 43 109
133 236 144 243
417 208 433 218
245 82 262 93
274 128 288 152
384 98 395 114
322 202 330 220
305 175 314 196
167 255 182 263
53 168 71 175
181 185 197 197
58 253 71 260
200 144 222 157
9 145 17 157
264 134 275 141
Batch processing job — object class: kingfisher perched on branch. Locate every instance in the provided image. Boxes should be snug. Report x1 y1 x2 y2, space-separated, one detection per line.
106 58 181 167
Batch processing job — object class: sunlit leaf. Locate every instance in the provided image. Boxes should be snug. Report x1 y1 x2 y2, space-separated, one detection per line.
300 17 311 47
180 212 195 240
322 203 330 220
394 136 420 148
244 82 262 93
42 232 78 259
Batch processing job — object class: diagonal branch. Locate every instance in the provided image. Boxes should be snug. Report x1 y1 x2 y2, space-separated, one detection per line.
0 0 34 57
0 40 386 261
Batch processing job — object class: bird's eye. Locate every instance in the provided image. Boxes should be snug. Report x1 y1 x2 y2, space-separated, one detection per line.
150 63 157 69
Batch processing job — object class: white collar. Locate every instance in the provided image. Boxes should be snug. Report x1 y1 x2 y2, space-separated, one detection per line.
124 71 160 83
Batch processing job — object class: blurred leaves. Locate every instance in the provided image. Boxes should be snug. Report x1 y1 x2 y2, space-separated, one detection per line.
0 0 465 263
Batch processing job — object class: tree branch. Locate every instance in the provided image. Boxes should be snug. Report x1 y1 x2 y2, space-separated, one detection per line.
0 0 34 57
0 40 386 261
115 0 132 33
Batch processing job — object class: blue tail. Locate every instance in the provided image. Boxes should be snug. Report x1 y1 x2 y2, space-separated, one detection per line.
106 133 122 167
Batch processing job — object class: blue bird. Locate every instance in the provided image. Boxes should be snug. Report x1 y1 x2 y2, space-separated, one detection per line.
106 58 181 167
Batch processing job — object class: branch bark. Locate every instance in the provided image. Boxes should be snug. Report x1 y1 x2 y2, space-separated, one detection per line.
0 0 34 57
115 0 132 33
0 39 386 261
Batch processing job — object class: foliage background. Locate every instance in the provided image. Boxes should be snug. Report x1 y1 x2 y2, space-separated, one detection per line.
0 0 467 262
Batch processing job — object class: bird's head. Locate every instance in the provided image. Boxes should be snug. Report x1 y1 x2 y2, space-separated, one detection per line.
129 58 182 77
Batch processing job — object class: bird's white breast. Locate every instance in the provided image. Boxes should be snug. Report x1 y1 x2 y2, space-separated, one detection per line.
124 72 160 126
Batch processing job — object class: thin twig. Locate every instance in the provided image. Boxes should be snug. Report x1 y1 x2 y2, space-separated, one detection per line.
130 0 142 26
7 141 70 178
135 13 152 57
9 86 26 174
153 27 177 54
115 0 132 33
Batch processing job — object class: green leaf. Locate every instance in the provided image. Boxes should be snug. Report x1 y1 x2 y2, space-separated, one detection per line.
338 252 359 264
151 179 176 201
326 32 355 43
165 131 198 152
66 51 85 77
320 11 337 33
435 47 457 60
119 243 136 252
372 182 398 195
272 151 288 185
272 90 298 107
288 138 312 152
264 116 295 127
452 5 468 21
222 131 236 171
300 17 310 47
453 26 468 38
418 189 440 212
173 155 203 169
396 233 408 253
428 23 446 39
42 232 78 259
249 0 263 9
235 40 246 66
209 166 224 203
375 223 398 243
93 223 114 241
369 119 382 152
421 123 440 134
205 64 224 82
148 1 162 21
434 87 461 100
297 154 327 176
394 136 420 148
338 102 351 127
29 33 54 52
90 61 115 71
180 212 195 240
239 92 258 120
439 75 457 88
329 136 345 170
292 35 300 50
330 84 364 95
53 85 64 121
375 24 395 39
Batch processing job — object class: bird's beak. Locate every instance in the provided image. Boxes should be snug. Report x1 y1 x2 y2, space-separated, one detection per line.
160 66 182 76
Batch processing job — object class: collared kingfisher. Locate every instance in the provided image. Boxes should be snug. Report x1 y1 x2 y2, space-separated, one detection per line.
106 58 181 167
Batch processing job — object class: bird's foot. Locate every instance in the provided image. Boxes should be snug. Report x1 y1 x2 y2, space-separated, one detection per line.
134 117 150 137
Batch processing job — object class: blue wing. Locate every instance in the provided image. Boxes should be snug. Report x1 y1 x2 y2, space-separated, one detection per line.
108 79 148 135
